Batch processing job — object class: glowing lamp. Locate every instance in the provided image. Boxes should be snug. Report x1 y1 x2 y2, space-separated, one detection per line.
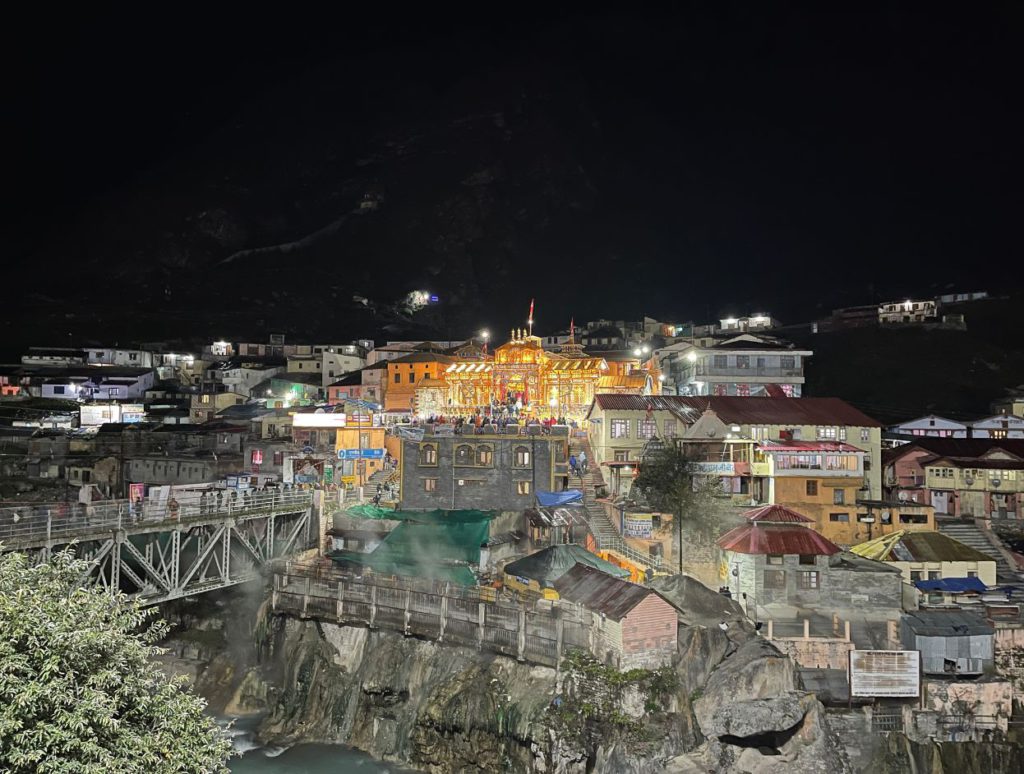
686 351 698 362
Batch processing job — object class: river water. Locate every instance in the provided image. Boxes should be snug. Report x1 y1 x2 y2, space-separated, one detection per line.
224 718 413 773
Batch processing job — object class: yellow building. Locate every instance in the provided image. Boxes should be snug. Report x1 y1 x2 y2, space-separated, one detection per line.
383 352 455 412
334 413 387 487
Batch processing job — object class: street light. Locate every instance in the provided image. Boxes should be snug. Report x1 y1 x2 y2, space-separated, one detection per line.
549 397 558 418
634 348 643 357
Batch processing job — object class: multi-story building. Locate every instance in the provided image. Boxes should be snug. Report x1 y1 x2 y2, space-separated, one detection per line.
384 352 456 412
879 299 938 324
992 393 1024 419
190 389 248 423
656 334 811 398
391 427 569 511
883 438 1024 519
84 347 155 369
718 314 779 333
586 395 883 501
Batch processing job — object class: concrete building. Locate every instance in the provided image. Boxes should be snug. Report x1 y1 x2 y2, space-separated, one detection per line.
552 564 678 669
37 368 156 401
214 360 285 398
850 530 998 588
189 389 248 424
126 454 238 486
879 299 938 324
587 395 884 500
392 427 569 511
718 314 779 333
656 334 811 398
84 347 155 369
718 505 904 619
21 347 86 366
991 393 1024 419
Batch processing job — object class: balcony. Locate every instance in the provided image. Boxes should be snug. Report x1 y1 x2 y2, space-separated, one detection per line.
691 366 804 379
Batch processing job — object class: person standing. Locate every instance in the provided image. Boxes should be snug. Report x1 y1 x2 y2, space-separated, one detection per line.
579 450 588 476
569 453 578 477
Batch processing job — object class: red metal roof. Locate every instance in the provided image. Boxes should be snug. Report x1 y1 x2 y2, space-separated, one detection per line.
590 395 881 427
742 504 813 523
758 440 865 453
717 523 840 556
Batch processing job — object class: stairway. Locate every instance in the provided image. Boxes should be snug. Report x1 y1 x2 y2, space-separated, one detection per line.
573 438 660 570
937 521 1017 581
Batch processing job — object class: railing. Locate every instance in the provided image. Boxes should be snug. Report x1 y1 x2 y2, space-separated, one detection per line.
0 490 314 548
271 559 595 667
690 366 803 379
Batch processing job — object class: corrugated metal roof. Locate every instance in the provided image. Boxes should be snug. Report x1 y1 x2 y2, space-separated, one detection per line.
903 610 993 637
884 438 1024 462
851 530 996 563
503 545 629 586
597 374 648 389
549 358 606 371
718 523 840 555
552 564 659 620
743 504 813 523
590 395 881 427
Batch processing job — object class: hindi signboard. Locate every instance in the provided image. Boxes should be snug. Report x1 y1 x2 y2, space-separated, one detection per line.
849 650 920 698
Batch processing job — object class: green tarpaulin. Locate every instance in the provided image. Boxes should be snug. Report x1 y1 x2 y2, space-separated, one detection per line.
345 505 496 525
330 510 493 586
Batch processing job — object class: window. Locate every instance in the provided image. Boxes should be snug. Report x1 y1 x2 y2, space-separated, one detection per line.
910 571 923 581
455 445 473 465
735 355 750 369
664 419 677 437
763 570 786 588
514 446 531 467
799 554 817 566
476 445 493 466
928 571 941 580
817 426 837 440
860 428 870 442
251 449 264 465
53 385 65 395
408 372 415 383
638 419 657 439
798 571 820 590
780 356 795 370
419 444 438 466
833 489 845 505
613 450 630 462
394 372 401 384
967 571 978 578
829 513 849 522
713 354 728 369
516 481 532 495
201 395 211 404
423 478 437 492
767 554 784 565
273 451 284 466
611 419 629 439
839 427 847 441
806 480 819 496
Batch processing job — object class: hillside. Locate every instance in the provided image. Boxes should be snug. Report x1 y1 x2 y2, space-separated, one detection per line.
793 296 1024 423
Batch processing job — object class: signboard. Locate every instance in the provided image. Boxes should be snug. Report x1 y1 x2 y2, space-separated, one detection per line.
129 483 146 513
623 512 653 538
226 474 252 490
337 448 385 460
293 413 347 428
692 461 736 475
81 405 120 426
120 404 145 423
849 650 920 698
396 426 425 441
361 448 384 459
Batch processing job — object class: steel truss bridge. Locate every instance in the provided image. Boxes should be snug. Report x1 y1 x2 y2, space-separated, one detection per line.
0 491 316 605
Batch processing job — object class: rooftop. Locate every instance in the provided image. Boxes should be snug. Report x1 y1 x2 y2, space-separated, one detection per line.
851 530 996 563
590 395 882 427
743 504 813 524
552 564 660 620
759 440 865 453
902 610 994 637
503 544 629 587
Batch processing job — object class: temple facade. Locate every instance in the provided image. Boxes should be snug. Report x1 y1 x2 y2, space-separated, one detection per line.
410 328 654 421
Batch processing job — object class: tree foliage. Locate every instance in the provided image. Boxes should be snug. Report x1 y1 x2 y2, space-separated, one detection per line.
0 549 232 773
632 440 725 525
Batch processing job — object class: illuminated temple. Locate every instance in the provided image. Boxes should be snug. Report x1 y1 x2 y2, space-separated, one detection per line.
414 327 656 420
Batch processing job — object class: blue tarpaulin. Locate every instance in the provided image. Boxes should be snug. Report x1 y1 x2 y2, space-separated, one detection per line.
536 490 584 507
914 577 987 593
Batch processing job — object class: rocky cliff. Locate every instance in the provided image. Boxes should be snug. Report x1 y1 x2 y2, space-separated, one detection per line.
158 577 855 773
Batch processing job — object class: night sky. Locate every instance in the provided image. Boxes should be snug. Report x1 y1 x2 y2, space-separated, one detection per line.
8 6 1021 345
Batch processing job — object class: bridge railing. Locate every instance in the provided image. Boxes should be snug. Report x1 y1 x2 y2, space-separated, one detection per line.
0 490 314 547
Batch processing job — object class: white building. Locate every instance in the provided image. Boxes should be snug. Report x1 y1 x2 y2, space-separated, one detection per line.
719 314 779 333
287 344 367 388
879 299 938 324
657 334 811 398
84 347 156 369
969 414 1024 439
216 363 284 398
888 415 969 439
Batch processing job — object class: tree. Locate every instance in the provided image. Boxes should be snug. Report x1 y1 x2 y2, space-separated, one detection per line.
0 549 232 773
632 440 727 574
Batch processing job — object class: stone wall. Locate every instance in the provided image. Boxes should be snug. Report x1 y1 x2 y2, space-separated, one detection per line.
993 625 1024 702
769 634 855 670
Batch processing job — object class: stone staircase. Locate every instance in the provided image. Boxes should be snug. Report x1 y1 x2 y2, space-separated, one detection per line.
937 520 1017 581
573 438 661 570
